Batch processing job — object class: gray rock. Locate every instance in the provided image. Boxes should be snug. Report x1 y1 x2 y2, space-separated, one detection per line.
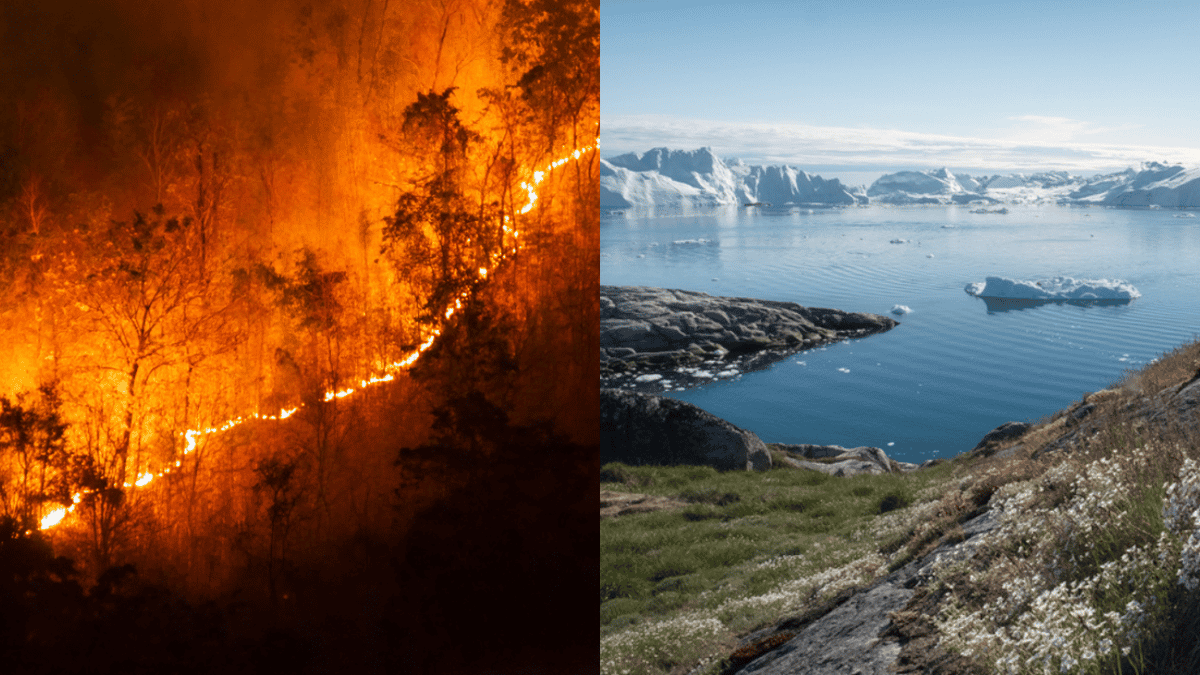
972 421 1031 451
737 508 1001 675
741 582 911 675
775 444 896 476
601 286 898 392
788 458 886 477
600 389 772 471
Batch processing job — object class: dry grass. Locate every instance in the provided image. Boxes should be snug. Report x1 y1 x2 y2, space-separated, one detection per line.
898 338 1200 674
1119 337 1200 397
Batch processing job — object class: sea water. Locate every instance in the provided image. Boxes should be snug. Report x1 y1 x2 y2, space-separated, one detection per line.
600 204 1200 464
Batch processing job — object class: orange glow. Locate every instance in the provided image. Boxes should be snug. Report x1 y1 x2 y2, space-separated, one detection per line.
37 140 598 532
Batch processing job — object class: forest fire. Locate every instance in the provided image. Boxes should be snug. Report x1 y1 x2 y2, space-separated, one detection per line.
35 139 596 532
1 0 596 671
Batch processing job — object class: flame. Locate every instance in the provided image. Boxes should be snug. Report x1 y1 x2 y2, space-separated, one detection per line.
38 140 598 531
41 507 67 530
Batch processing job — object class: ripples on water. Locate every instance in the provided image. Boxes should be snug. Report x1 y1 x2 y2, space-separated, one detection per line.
600 204 1200 463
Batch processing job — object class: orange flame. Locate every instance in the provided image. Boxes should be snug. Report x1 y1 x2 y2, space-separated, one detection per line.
39 140 598 531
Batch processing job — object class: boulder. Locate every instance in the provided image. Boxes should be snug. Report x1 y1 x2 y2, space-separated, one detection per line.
600 389 771 471
972 421 1031 451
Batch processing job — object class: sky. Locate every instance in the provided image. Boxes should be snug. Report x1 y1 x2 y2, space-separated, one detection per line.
602 0 1200 182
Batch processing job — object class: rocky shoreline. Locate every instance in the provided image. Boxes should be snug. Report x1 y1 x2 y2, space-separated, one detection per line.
601 286 898 392
600 389 946 477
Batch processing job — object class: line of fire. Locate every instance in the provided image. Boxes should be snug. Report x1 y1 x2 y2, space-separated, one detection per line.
0 1 598 673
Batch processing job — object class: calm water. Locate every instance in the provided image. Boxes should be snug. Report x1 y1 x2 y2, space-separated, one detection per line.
600 204 1200 464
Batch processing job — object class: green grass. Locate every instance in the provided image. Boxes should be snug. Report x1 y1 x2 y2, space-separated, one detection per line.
600 459 960 673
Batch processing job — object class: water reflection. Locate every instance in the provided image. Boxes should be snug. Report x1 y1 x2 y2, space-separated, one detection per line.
975 297 1134 314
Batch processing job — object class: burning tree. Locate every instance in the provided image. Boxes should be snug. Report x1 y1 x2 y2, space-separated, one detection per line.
380 87 502 328
0 385 69 530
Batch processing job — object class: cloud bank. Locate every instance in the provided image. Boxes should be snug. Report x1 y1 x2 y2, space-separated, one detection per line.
602 115 1200 174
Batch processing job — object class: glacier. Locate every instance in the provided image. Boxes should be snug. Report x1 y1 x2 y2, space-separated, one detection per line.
601 148 1200 209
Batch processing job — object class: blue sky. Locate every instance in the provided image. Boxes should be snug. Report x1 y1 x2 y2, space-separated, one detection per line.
602 0 1200 179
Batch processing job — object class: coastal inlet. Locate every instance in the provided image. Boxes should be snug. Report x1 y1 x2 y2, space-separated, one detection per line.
601 286 898 392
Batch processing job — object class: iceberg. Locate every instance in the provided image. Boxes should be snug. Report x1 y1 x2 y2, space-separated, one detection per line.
964 276 1141 300
1072 162 1200 208
602 148 1200 209
600 147 864 209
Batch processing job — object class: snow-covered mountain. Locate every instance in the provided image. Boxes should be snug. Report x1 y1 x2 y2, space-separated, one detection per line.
600 148 863 208
600 148 1200 209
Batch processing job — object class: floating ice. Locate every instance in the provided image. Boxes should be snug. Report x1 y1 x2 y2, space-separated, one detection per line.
837 367 851 373
964 275 1141 300
889 238 908 244
795 360 806 366
1177 213 1196 218
634 374 663 383
926 254 935 258
637 254 645 258
672 238 711 245
887 442 895 447
716 369 738 378
891 305 911 315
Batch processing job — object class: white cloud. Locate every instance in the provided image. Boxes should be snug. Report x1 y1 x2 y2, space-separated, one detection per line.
1003 115 1143 145
602 114 1200 173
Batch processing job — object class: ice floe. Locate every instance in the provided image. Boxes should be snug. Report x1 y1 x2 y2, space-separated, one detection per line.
634 374 663 383
964 276 1141 300
890 305 912 315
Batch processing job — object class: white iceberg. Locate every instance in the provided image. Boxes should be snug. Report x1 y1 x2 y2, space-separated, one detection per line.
600 147 862 208
964 276 1141 300
890 305 912 315
604 149 1200 208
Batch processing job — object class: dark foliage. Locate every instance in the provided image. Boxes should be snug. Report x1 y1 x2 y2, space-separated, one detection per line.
388 392 597 674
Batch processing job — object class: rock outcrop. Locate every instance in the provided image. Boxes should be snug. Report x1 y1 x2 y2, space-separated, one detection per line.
601 286 898 392
727 509 1001 675
600 389 772 471
969 421 1032 458
773 443 911 476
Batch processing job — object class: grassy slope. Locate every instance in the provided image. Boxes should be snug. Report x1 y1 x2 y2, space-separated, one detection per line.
601 338 1200 675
